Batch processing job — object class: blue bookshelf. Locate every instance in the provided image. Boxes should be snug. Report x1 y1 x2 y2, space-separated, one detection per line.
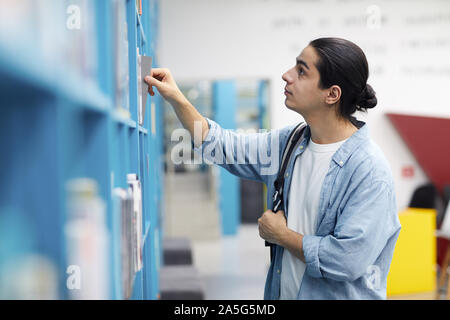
0 0 163 300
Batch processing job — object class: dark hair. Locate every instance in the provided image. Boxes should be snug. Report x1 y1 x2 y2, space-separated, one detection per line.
309 37 377 120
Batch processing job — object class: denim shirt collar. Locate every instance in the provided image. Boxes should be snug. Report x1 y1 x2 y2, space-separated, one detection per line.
300 120 368 168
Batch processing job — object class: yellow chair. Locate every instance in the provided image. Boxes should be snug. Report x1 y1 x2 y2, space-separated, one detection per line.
387 208 436 297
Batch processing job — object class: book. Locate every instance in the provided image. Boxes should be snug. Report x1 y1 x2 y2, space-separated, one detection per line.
65 178 109 300
140 56 153 126
113 187 135 299
137 49 143 124
127 174 143 272
136 0 142 15
114 0 130 114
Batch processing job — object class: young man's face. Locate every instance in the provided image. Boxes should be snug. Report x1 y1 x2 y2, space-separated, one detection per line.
282 46 328 117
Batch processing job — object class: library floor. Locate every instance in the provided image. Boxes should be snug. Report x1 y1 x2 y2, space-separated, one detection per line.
192 224 270 300
164 170 269 299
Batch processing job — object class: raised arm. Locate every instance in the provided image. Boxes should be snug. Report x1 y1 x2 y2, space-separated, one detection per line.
144 68 209 147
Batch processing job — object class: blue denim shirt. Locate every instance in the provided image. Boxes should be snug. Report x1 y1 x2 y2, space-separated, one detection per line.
194 118 401 300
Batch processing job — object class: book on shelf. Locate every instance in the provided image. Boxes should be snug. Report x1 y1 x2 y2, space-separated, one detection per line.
136 0 142 15
140 56 153 126
1 0 98 85
113 187 135 299
137 48 143 125
127 174 144 273
114 0 130 116
112 174 144 299
65 178 109 300
63 0 99 85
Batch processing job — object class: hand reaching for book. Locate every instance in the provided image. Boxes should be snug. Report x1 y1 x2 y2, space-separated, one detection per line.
144 68 184 106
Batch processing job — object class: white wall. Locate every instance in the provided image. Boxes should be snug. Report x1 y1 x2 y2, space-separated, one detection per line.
158 0 450 210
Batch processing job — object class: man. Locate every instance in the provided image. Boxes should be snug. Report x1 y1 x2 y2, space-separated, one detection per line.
145 37 401 299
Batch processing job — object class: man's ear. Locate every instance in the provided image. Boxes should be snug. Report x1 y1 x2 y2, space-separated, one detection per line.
325 85 341 105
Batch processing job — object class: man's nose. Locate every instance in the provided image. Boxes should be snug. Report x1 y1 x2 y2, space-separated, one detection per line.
282 69 292 83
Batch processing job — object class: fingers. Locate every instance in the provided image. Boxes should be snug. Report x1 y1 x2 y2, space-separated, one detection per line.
144 75 157 86
261 209 282 217
144 78 154 96
149 68 170 81
258 210 270 222
144 68 172 97
258 218 264 239
144 76 159 96
143 69 167 85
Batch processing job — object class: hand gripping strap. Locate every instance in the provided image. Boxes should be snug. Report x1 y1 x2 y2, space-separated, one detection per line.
265 122 307 257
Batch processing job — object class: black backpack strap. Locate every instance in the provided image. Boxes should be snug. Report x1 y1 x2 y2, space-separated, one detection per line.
273 122 306 212
265 122 307 256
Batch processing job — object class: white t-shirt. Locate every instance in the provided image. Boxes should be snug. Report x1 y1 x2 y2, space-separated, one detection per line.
280 137 348 300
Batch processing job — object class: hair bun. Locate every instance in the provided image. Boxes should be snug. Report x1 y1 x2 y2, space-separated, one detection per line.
357 84 377 110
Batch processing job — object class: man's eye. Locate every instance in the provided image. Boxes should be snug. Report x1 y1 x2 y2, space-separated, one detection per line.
298 67 305 76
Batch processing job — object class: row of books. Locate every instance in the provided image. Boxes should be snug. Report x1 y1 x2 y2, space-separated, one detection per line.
112 0 151 125
113 174 144 299
114 0 130 117
0 0 98 91
0 208 59 299
65 175 144 299
65 178 109 299
0 0 150 125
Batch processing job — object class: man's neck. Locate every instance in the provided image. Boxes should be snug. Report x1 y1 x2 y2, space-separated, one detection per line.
305 113 358 145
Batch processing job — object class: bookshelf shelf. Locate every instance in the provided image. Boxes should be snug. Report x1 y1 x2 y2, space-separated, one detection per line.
139 126 148 134
60 77 112 113
0 41 112 116
112 110 138 128
0 41 64 100
0 0 163 301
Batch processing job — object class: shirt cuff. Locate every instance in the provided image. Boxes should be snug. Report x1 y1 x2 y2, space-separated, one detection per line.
192 117 216 153
302 235 323 278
